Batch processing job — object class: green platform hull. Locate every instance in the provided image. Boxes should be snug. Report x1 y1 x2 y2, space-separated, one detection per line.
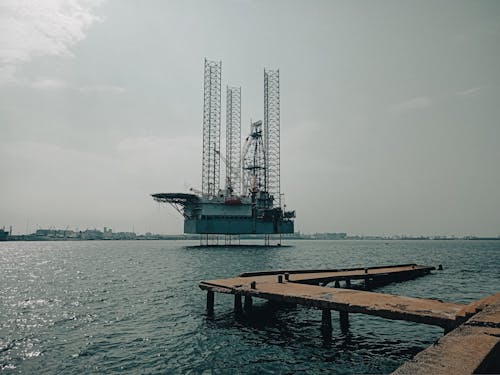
184 217 294 234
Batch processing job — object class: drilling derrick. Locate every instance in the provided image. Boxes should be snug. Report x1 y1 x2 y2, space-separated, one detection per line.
152 59 294 244
242 120 266 196
225 86 241 195
264 69 281 207
202 59 222 197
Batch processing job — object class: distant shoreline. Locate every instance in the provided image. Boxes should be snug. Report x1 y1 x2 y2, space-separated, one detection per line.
2 236 499 242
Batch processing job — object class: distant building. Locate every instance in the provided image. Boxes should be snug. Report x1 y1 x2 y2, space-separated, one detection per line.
0 228 9 241
81 229 103 240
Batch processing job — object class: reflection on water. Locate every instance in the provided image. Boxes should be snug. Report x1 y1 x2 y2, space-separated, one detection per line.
0 240 498 373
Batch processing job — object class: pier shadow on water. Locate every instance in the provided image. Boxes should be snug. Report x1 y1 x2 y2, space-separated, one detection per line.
202 298 429 370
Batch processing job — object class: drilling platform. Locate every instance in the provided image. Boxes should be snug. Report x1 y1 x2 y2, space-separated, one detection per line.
152 59 295 245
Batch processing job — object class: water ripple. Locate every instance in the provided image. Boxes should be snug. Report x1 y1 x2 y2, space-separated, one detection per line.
0 240 498 373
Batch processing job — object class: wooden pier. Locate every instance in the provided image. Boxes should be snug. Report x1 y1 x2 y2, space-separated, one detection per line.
199 264 473 330
393 292 500 374
200 264 499 373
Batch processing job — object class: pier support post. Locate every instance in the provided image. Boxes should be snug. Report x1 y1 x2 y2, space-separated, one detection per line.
334 280 340 288
206 291 214 314
346 279 351 288
244 296 253 312
321 309 332 332
234 294 242 314
339 311 349 333
364 277 371 290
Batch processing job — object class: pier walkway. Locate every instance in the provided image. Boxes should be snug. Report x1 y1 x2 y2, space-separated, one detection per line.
200 264 470 330
392 292 500 374
199 264 499 373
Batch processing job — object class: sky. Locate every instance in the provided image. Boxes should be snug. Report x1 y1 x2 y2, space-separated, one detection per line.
1 0 499 236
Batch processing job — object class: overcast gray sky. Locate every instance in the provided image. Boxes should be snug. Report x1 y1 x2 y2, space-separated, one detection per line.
1 0 499 236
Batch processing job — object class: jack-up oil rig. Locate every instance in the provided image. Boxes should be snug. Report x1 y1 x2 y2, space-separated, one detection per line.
152 59 295 245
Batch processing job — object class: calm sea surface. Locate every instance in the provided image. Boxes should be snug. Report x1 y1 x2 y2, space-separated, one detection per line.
1 240 499 374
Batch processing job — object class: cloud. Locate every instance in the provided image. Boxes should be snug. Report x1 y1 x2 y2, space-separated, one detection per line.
21 78 125 93
77 84 126 94
390 96 431 114
0 65 16 84
115 136 199 169
31 77 67 90
0 0 103 84
456 86 483 97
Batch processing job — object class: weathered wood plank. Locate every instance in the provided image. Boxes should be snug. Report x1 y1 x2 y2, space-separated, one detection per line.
392 293 500 375
238 264 434 285
238 263 423 277
230 281 463 328
201 264 435 292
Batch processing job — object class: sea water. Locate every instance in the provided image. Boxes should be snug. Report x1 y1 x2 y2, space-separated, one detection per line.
1 240 499 374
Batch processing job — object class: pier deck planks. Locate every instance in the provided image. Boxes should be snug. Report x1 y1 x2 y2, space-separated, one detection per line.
199 264 467 328
392 292 500 374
